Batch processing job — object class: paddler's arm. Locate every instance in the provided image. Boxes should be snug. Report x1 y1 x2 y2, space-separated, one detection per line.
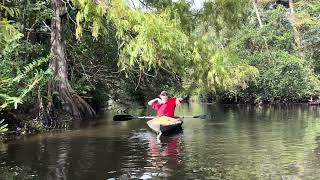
176 97 183 105
148 98 161 106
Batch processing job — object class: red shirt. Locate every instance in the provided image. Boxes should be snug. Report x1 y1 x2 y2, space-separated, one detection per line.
151 98 177 117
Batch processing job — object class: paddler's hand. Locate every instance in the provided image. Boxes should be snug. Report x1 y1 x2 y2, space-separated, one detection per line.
176 97 183 105
148 98 163 105
157 98 165 104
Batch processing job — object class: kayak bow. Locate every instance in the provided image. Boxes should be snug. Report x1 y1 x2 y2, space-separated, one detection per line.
147 116 183 135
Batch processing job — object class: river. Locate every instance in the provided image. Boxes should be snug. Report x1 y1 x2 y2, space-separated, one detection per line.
1 103 320 179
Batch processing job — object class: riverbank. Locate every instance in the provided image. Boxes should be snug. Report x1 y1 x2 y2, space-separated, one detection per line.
2 93 320 143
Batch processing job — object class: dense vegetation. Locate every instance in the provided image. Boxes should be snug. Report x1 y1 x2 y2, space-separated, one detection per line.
0 0 319 134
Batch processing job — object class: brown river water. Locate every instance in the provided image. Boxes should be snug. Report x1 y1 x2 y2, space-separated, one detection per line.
1 103 320 179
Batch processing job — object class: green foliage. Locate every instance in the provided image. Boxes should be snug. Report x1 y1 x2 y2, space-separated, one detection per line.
187 30 258 92
0 55 51 110
0 2 22 50
72 0 192 74
0 19 23 52
0 119 8 134
1 0 319 118
0 2 50 110
72 0 258 95
72 0 108 38
141 0 197 34
0 3 20 17
109 0 191 73
252 51 320 101
215 1 320 103
201 0 250 32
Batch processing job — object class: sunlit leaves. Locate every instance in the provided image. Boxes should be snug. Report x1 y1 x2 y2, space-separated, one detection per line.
72 0 108 39
71 0 258 93
0 94 23 110
0 119 8 134
222 1 320 102
0 19 23 52
0 57 51 110
109 0 190 73
0 2 51 110
256 51 311 97
201 0 250 33
188 41 258 92
0 4 20 17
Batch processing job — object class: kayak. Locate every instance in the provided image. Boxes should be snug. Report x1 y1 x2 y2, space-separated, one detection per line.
147 116 183 135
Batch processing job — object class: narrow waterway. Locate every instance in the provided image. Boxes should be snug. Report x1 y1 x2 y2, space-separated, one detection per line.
1 103 320 179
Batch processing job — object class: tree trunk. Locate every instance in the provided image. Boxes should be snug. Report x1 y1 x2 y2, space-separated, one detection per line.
252 0 262 28
48 0 95 121
252 0 271 58
288 0 303 57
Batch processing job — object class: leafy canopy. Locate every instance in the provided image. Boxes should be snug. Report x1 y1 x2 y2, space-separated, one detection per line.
72 0 257 92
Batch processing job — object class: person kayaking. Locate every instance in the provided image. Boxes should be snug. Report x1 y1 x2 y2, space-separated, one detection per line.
147 91 183 118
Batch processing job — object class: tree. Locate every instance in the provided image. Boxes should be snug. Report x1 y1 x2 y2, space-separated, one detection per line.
288 0 303 56
1 2 48 110
47 0 95 121
72 0 259 97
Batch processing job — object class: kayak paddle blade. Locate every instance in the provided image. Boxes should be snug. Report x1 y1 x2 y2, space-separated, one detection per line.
192 115 208 119
198 115 208 119
113 115 134 121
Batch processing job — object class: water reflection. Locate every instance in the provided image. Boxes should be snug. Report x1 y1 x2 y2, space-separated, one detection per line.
149 134 183 175
1 104 320 179
125 131 184 179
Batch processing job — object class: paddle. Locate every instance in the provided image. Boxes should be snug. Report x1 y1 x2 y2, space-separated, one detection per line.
113 114 207 121
179 115 207 119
